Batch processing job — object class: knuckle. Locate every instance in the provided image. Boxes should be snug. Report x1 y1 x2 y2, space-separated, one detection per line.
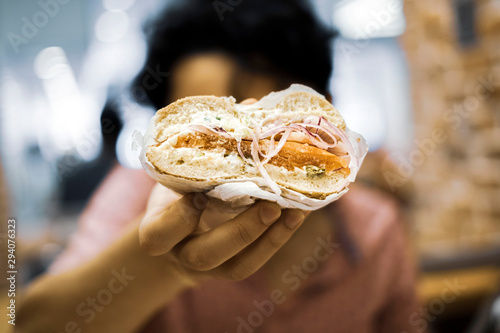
181 249 213 271
233 223 254 246
182 250 202 268
266 233 284 251
139 226 159 255
175 196 202 225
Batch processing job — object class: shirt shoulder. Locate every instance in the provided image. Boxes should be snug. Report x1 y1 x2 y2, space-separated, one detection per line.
334 184 405 261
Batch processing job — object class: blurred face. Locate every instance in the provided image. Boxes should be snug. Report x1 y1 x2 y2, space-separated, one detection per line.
167 52 289 103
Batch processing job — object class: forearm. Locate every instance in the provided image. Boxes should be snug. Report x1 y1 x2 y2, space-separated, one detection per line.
16 222 194 333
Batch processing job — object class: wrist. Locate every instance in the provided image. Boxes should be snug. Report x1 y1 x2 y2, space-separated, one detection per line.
132 226 198 295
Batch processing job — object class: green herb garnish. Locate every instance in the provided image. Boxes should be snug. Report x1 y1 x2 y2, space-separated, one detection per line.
305 165 325 177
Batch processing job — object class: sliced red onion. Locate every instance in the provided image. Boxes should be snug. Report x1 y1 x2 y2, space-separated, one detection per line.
320 117 358 167
286 124 338 149
261 125 325 149
262 128 292 164
236 141 246 160
268 133 277 154
250 132 282 196
260 126 289 140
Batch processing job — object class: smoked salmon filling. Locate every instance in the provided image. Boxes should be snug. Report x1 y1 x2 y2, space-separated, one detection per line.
173 132 350 176
154 115 355 195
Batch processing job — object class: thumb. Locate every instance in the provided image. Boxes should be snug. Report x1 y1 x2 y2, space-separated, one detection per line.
140 192 208 256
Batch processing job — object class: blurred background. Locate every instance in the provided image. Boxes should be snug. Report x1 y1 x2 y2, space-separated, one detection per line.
1 0 499 332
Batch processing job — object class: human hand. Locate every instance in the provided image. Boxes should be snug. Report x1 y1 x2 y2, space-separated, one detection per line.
139 183 305 283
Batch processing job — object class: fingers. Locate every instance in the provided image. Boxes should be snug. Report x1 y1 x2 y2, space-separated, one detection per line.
139 193 208 256
240 98 258 105
211 209 305 281
173 201 282 271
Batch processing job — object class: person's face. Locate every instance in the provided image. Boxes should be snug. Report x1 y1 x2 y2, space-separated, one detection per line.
167 52 290 103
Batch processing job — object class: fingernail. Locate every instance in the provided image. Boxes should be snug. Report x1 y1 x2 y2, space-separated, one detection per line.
285 210 304 229
260 203 281 225
193 193 208 210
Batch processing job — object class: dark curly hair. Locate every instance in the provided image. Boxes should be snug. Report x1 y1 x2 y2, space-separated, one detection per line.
132 0 335 109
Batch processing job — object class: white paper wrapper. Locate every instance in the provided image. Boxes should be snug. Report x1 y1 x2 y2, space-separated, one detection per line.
133 84 368 211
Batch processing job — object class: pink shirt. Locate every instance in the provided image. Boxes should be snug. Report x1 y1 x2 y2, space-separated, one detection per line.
50 165 421 333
